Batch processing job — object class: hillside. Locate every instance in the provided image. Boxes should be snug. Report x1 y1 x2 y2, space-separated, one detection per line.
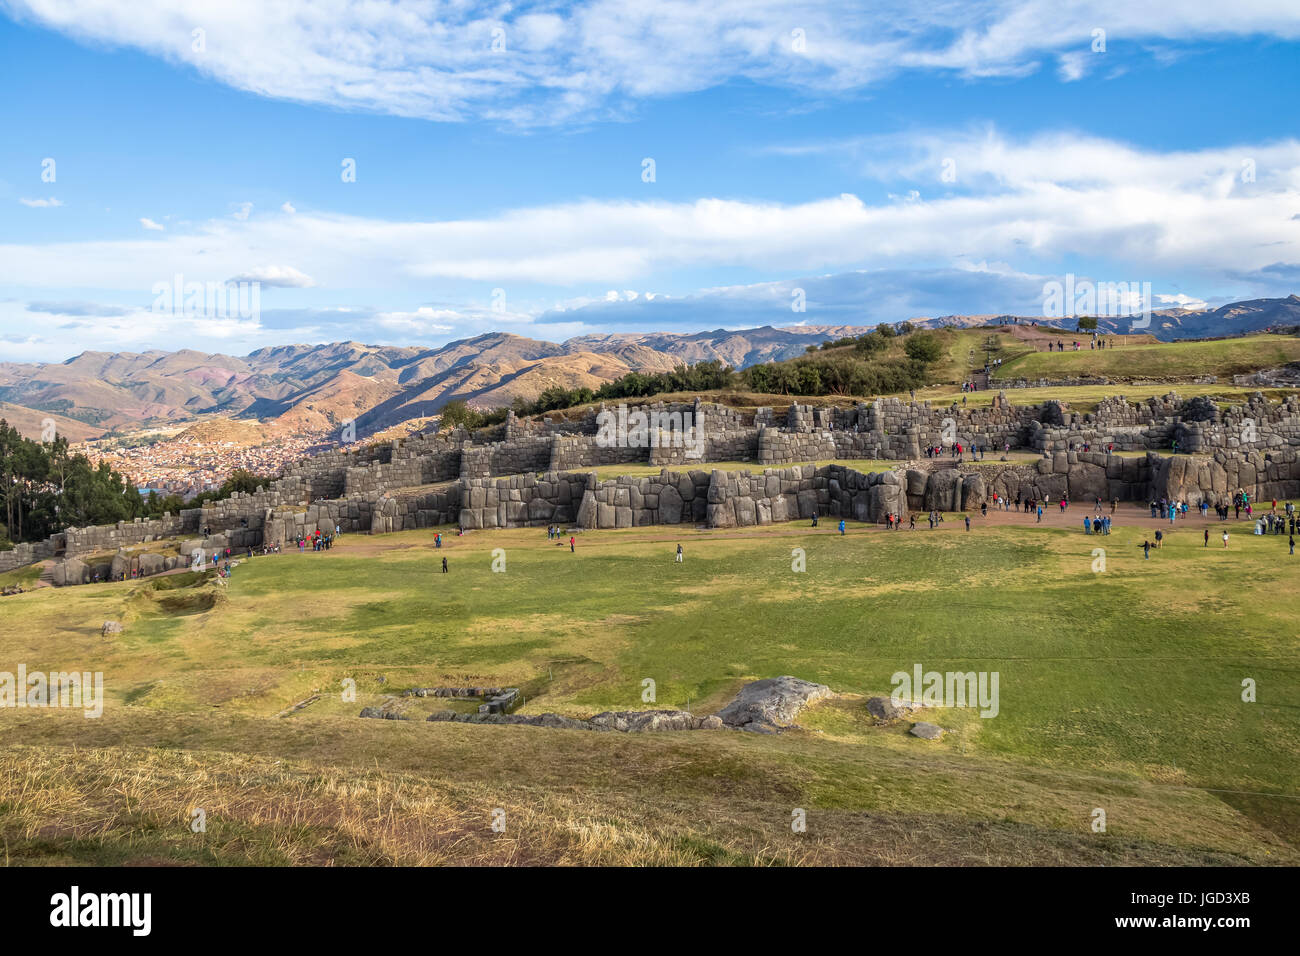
0 401 105 442
992 333 1300 383
0 328 862 441
0 295 1296 443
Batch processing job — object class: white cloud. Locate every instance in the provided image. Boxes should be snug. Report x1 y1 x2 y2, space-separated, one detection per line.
18 197 63 207
1056 51 1090 82
1156 293 1210 310
233 201 253 220
1 299 267 362
227 265 316 288
372 306 457 335
1 132 1296 300
6 1 1300 125
139 217 165 231
281 201 296 214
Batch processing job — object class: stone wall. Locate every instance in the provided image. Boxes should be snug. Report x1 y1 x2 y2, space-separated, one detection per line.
705 464 907 528
575 470 713 528
10 390 1300 578
345 458 426 497
457 464 908 532
368 486 462 534
905 448 1300 511
459 471 590 529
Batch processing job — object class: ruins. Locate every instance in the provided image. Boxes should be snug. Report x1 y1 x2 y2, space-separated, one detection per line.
6 390 1300 584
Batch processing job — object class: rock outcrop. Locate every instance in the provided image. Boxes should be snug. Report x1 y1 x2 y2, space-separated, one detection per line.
715 676 832 733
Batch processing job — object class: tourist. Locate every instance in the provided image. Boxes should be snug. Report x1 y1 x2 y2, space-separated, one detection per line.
675 543 683 563
441 556 448 573
1204 528 1210 547
1154 528 1163 549
1083 516 1091 534
1140 539 1151 560
1290 534 1295 556
964 514 971 532
570 536 575 552
1222 530 1230 548
838 519 846 536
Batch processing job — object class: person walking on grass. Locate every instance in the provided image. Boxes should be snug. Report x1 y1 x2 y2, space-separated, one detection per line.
1290 534 1295 556
570 536 575 553
839 519 846 536
1154 528 1164 549
1222 530 1229 549
964 514 971 532
1036 503 1043 523
675 543 683 564
1140 539 1151 560
1204 527 1210 547
441 556 448 573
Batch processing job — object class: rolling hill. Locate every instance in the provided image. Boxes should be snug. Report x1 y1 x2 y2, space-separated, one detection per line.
0 295 1296 442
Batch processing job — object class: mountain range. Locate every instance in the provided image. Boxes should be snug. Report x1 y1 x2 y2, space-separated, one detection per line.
0 295 1296 442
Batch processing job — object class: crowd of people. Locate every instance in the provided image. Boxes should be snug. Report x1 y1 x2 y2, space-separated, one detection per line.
924 441 995 462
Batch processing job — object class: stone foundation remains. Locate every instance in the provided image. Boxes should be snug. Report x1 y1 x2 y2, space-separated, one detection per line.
8 390 1300 583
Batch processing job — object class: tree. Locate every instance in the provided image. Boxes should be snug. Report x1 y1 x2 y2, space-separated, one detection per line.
438 400 479 430
904 332 943 363
1077 316 1098 331
855 331 889 355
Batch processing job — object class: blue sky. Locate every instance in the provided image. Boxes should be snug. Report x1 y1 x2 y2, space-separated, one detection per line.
1 1 1298 362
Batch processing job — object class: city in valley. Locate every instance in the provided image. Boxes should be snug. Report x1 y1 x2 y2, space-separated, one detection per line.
79 423 339 498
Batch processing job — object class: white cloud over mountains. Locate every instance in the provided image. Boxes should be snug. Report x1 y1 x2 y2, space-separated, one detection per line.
6 0 1300 125
2 128 1296 361
2 132 1296 295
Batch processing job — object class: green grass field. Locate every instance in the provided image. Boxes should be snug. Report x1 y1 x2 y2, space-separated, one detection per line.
992 334 1300 383
1 514 1297 865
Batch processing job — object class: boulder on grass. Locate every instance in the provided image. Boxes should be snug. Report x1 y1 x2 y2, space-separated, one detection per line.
715 676 832 733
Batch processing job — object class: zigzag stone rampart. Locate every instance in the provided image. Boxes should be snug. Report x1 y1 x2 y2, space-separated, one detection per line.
8 390 1300 582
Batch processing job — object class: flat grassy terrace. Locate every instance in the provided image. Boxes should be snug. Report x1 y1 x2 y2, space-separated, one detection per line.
1 512 1296 865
